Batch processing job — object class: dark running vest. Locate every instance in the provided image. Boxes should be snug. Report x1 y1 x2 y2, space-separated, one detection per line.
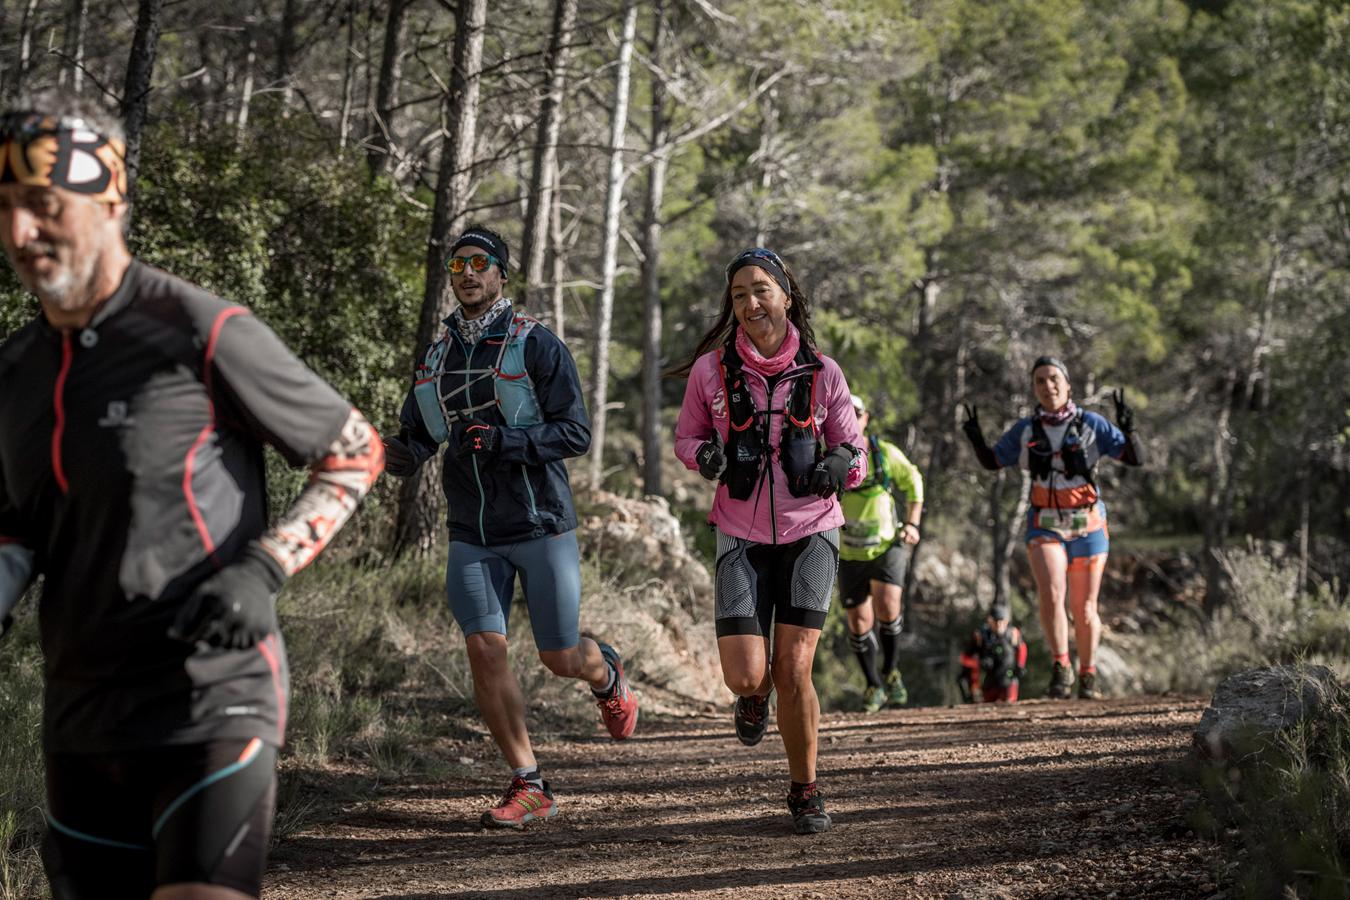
978 624 1022 689
1027 410 1094 489
719 337 823 501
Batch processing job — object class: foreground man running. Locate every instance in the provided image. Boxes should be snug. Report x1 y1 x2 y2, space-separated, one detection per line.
384 224 637 830
0 91 383 899
963 356 1144 699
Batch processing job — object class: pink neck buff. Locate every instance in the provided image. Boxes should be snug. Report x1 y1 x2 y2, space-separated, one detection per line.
736 320 800 376
1039 399 1078 426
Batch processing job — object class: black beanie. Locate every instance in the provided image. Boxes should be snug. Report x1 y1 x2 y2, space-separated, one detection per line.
450 227 509 276
1030 355 1069 379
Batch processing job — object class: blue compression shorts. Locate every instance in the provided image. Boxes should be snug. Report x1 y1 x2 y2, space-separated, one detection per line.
1026 511 1109 560
446 530 582 651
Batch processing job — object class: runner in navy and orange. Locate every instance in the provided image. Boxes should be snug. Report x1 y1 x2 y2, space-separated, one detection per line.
962 356 1144 700
0 91 382 899
383 224 637 831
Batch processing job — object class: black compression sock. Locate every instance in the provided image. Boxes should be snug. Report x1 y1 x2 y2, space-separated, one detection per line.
879 616 903 674
513 766 545 789
848 628 882 688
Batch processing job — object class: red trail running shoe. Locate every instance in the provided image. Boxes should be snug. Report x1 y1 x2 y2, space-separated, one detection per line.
480 776 556 830
595 642 639 740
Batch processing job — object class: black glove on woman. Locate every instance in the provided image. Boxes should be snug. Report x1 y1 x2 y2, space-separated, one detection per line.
962 404 1000 471
808 445 856 498
1111 389 1135 432
695 432 727 481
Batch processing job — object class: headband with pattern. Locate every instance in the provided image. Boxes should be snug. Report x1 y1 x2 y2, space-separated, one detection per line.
0 113 128 204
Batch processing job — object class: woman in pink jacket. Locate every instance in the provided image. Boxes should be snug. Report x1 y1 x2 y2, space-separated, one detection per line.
673 247 865 835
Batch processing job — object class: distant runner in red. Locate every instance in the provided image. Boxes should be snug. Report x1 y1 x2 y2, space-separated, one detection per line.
0 91 382 900
958 600 1028 703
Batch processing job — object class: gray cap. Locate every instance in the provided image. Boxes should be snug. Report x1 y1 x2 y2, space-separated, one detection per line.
990 599 1011 621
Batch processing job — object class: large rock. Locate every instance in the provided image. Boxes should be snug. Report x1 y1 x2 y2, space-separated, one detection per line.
1192 664 1342 759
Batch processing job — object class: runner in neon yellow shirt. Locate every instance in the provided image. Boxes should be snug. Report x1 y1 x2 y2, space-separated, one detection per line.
837 395 924 712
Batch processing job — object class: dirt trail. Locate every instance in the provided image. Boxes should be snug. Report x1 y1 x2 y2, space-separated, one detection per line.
266 696 1226 899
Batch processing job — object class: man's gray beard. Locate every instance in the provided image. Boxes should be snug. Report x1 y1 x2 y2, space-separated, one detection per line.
34 241 102 314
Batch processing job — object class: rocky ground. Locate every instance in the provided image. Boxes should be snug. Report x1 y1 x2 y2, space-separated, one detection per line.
266 695 1230 899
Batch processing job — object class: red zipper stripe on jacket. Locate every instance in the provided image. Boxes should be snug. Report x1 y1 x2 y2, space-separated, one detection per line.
257 634 287 745
183 307 250 561
51 332 73 494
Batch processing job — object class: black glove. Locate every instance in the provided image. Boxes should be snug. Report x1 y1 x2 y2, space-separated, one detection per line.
383 436 418 477
807 445 855 498
695 432 726 481
1112 389 1134 433
961 404 987 448
456 418 501 460
169 545 286 649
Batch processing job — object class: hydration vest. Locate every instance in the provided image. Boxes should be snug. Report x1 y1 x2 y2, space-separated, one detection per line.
412 313 544 443
840 436 898 560
719 337 823 501
978 624 1022 689
1027 410 1094 488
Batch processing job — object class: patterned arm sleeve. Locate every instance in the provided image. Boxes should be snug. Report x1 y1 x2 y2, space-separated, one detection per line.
258 408 385 577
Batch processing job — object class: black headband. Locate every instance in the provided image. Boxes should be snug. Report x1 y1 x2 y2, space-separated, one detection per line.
725 247 791 297
1030 355 1069 379
450 229 509 275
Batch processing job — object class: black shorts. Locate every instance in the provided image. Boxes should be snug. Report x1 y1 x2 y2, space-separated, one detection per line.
42 738 277 899
713 528 839 637
837 543 908 608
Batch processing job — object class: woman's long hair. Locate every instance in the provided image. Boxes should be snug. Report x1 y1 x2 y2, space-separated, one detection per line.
666 257 817 378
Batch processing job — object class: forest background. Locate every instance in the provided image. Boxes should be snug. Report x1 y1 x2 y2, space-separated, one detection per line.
1 0 1348 696
0 0 1348 893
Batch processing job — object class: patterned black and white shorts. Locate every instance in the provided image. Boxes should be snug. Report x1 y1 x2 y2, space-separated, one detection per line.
713 527 839 637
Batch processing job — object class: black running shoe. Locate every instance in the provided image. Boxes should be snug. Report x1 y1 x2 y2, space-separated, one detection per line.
1047 661 1075 699
734 692 770 746
787 787 832 834
1077 671 1102 700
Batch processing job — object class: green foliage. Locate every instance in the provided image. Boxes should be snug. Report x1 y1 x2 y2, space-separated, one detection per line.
1194 672 1350 898
0 598 47 899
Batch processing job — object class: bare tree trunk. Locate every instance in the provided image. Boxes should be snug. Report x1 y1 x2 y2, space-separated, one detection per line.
639 1 670 496
520 0 578 320
395 0 487 555
549 155 566 340
338 0 357 154
121 0 163 216
1203 250 1281 616
367 0 410 178
276 0 300 110
13 0 40 97
585 0 638 489
237 24 258 142
57 0 89 93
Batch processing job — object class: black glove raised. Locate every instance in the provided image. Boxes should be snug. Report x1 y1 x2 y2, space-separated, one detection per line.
1112 389 1134 433
695 432 726 481
807 445 855 498
456 418 501 460
169 544 286 649
383 436 418 477
961 404 987 448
